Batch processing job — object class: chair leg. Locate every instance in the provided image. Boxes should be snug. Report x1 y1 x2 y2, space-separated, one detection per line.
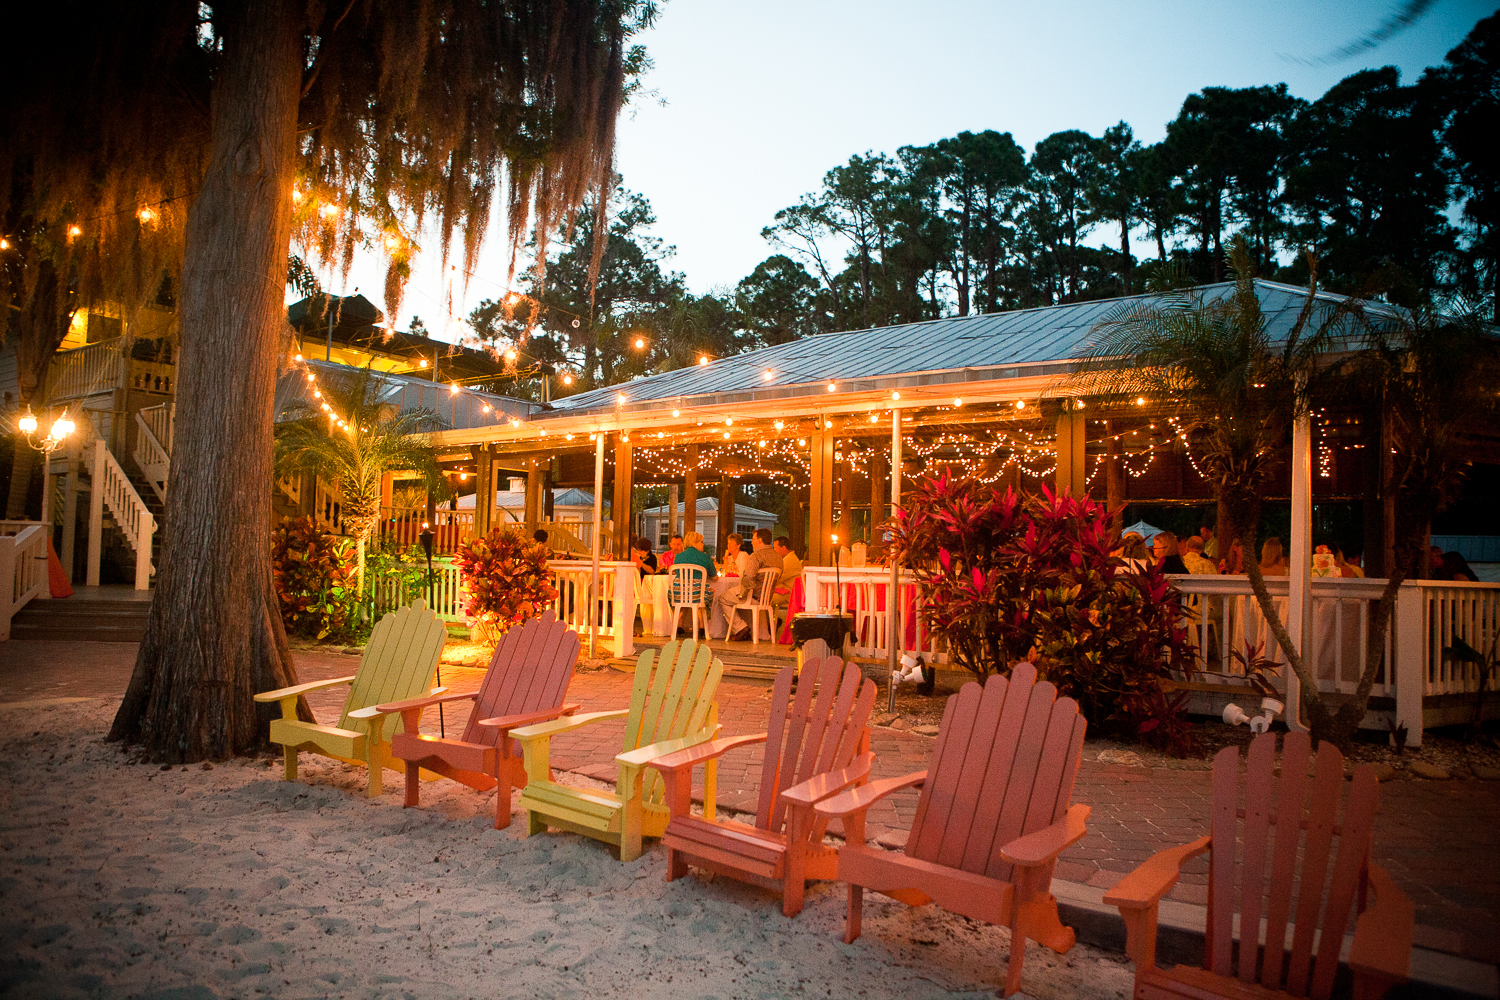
283 746 298 781
493 758 513 830
845 884 863 943
666 846 688 881
403 760 420 808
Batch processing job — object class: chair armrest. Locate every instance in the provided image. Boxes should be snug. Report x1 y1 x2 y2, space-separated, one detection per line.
347 687 447 721
1350 864 1414 983
999 804 1091 867
475 703 581 732
813 770 926 820
374 689 481 714
781 752 875 809
510 708 630 745
616 726 722 769
254 675 356 703
1103 836 1211 910
644 733 767 775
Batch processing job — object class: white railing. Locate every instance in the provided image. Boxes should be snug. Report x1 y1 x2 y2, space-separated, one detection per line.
139 402 172 451
369 561 465 623
1417 579 1500 697
79 417 154 590
275 474 301 506
803 565 945 663
546 559 636 657
47 339 124 402
132 409 171 503
313 476 344 535
1 522 50 641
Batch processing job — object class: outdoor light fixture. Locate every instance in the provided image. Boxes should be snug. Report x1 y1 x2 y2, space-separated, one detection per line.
510 419 520 428
459 472 467 481
1136 397 1146 406
481 403 491 413
418 359 428 368
954 398 963 407
1015 399 1027 410
869 414 878 423
797 438 806 446
294 353 303 362
698 356 709 365
723 431 731 439
17 406 74 522
891 391 900 400
826 382 836 392
634 337 645 349
774 420 784 430
505 348 518 362
449 383 459 394
671 409 680 418
763 370 774 380
68 225 81 237
306 372 315 382
725 418 733 426
562 374 573 385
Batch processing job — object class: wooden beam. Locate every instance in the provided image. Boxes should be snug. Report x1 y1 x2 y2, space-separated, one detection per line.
684 444 698 543
612 437 634 560
717 477 733 556
808 426 835 566
1054 406 1086 499
1105 433 1124 534
869 439 887 554
525 455 544 533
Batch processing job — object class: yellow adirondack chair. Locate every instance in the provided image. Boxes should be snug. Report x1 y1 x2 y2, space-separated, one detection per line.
255 600 447 797
512 638 724 862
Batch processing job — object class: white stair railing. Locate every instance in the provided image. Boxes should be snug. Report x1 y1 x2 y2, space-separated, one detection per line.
132 407 171 503
1 521 50 641
79 417 155 590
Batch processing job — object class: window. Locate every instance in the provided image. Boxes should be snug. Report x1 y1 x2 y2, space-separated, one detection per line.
736 523 755 536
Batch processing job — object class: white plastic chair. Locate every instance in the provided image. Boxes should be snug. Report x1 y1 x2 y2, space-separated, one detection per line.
732 567 782 644
853 580 887 655
669 563 709 640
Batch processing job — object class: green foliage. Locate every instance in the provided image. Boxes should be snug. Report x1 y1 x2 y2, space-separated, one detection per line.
892 474 1194 744
454 528 558 644
271 517 356 641
363 542 433 613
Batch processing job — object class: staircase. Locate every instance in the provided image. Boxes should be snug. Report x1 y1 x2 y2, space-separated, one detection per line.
8 598 151 642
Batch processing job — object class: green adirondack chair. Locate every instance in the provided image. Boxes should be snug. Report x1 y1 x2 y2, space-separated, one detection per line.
255 600 447 797
511 637 724 862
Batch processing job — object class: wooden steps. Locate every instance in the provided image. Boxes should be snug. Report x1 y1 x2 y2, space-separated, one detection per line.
9 598 151 642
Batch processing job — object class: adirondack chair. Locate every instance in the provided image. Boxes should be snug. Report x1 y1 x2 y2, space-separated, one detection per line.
1104 731 1413 1000
255 600 447 797
814 662 1089 998
647 654 878 916
511 637 724 862
373 611 582 829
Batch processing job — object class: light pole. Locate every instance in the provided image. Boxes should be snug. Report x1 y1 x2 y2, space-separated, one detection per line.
17 405 76 527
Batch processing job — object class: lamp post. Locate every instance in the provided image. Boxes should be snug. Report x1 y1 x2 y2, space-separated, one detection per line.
418 526 444 737
17 406 76 527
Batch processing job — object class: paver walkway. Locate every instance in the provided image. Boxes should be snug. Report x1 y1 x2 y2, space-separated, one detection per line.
3 639 1496 965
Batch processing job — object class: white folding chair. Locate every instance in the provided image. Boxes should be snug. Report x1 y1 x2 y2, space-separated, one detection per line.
669 564 709 640
732 567 782 644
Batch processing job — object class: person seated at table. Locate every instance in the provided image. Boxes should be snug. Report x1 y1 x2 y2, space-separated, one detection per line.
711 528 780 641
1334 545 1364 578
1152 531 1188 574
717 532 752 579
630 537 658 578
1259 537 1289 577
1200 522 1219 560
658 534 684 572
1182 535 1217 574
1441 550 1478 582
772 536 802 607
1219 537 1245 574
668 531 717 634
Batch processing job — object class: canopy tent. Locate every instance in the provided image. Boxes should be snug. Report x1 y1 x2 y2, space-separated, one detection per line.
1119 520 1164 543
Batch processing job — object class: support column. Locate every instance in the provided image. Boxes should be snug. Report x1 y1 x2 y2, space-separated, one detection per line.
1105 432 1125 533
612 436 634 560
790 481 807 555
869 439 888 552
589 432 605 656
470 445 493 538
86 439 104 587
667 484 679 538
716 477 733 556
684 445 698 541
1054 405 1086 499
525 456 544 533
839 451 854 540
1286 394 1312 733
808 425 835 566
887 409 904 711
61 443 80 579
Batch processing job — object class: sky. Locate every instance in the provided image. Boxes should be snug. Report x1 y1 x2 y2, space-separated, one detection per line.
309 0 1499 340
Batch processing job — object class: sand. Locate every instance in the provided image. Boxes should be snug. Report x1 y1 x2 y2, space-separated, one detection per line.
0 697 1136 1000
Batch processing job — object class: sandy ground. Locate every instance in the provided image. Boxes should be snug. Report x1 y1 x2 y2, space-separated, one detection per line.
0 697 1138 1000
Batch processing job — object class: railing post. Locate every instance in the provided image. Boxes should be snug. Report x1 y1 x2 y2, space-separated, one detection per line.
1 535 15 641
135 510 154 591
87 439 105 587
1394 580 1425 748
611 563 635 659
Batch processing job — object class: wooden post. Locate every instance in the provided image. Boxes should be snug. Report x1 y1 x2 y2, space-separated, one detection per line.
87 439 105 587
839 450 854 541
589 433 605 657
869 438 887 550
1286 390 1312 734
790 481 807 555
61 442 80 579
887 409 904 711
684 444 698 541
667 484 679 539
1105 432 1124 534
525 456 544 533
716 477 733 556
808 425 835 566
378 472 394 549
1054 406 1086 499
612 436 634 560
470 445 492 538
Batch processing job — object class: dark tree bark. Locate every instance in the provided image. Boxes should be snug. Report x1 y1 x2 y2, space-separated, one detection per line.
5 261 73 519
110 0 307 761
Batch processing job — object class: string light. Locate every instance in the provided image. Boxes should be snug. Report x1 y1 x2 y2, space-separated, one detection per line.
699 356 709 366
672 409 680 418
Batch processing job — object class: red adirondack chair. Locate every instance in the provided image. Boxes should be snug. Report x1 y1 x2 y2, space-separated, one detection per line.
1104 731 1413 1000
646 655 878 916
374 611 581 829
814 662 1089 998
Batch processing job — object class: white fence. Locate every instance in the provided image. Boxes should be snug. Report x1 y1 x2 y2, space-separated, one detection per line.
1 521 50 641
802 566 945 663
48 339 124 401
132 404 172 502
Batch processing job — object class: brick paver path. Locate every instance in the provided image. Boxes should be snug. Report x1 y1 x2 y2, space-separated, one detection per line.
4 640 1496 964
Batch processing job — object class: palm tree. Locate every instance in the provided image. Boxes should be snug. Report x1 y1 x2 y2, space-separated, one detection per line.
1072 237 1348 741
275 368 448 597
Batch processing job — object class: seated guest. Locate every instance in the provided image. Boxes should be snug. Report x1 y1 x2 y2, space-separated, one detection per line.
772 536 802 606
1259 537 1289 577
1200 523 1219 560
1152 531 1188 574
711 528 780 640
1442 550 1478 582
1334 546 1364 578
718 532 752 578
1182 535 1217 574
533 529 549 546
630 537 658 578
658 534 684 571
668 532 717 632
1219 538 1245 575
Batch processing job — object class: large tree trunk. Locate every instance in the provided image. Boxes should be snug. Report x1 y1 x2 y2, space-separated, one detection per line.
110 0 305 761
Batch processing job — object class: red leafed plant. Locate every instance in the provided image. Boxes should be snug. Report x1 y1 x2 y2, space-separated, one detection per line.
891 474 1197 748
271 516 356 641
454 527 557 645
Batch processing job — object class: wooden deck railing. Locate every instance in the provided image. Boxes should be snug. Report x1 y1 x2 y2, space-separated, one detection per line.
132 405 171 502
78 417 154 590
47 339 125 402
1 521 50 641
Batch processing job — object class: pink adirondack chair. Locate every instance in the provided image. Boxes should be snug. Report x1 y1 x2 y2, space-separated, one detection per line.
814 662 1089 998
646 655 878 916
1104 731 1413 1000
375 611 581 829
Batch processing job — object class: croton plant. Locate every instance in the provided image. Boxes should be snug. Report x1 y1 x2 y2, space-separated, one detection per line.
454 528 558 645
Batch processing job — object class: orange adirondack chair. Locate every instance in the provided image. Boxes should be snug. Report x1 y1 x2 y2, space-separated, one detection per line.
814 662 1089 998
375 611 581 829
1104 731 1413 1000
646 655 878 916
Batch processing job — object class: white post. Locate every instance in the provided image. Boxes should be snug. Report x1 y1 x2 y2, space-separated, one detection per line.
887 409 904 711
1285 397 1312 733
611 562 635 659
134 510 154 590
588 432 605 658
1394 580 1425 747
0 535 15 640
61 442 79 576
39 451 53 536
87 439 105 588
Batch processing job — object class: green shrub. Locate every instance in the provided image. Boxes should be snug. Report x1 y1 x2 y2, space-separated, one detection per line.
271 516 356 640
454 528 557 645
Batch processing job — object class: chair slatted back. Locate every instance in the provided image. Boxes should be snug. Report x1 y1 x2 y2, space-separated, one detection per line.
459 611 580 747
753 655 877 836
751 567 780 606
1209 731 1381 999
670 564 708 606
906 663 1086 884
338 600 446 742
622 638 724 805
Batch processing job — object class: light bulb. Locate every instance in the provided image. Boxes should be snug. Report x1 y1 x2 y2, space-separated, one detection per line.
616 393 626 405
725 418 733 426
698 356 709 366
954 398 963 407
294 353 303 362
1015 400 1026 410
869 414 878 423
68 225 81 237
763 370 774 381
797 438 806 447
773 420 784 430
481 403 490 412
826 382 836 392
562 374 573 385
137 208 156 224
634 337 645 349
671 409 680 418
18 409 37 435
384 235 401 250
418 359 428 368
891 391 900 400
306 372 315 382
449 383 459 394
459 473 467 481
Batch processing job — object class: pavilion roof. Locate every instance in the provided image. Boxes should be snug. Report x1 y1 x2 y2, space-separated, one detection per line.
548 279 1396 419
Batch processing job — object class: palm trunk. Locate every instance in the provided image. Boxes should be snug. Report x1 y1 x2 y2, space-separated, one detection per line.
110 0 305 761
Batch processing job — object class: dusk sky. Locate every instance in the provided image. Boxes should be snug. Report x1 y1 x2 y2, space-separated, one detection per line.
314 0 1499 339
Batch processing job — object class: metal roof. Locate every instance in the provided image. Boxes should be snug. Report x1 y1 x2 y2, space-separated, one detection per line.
549 280 1398 418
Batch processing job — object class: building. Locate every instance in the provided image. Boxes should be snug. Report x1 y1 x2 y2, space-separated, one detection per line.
638 498 777 550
